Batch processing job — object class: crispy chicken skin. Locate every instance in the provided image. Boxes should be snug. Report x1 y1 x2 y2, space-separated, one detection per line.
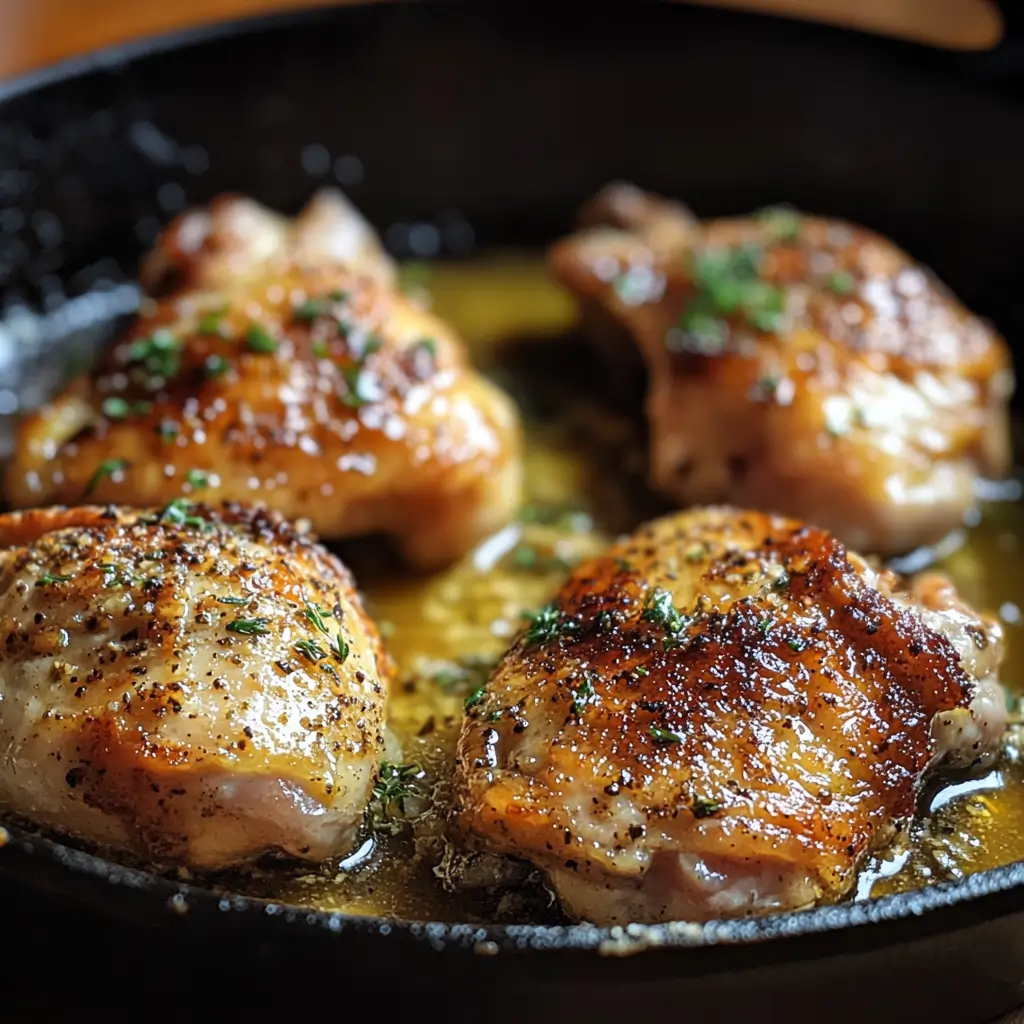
5 190 522 569
549 183 1013 557
453 507 1006 924
0 502 391 868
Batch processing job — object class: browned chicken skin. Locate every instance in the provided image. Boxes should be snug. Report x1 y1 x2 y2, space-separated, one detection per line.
549 183 1013 558
5 190 522 569
0 502 391 868
453 507 1006 924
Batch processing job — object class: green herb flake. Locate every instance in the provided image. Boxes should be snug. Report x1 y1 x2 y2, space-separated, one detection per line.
570 675 596 717
787 638 807 653
304 602 332 635
185 469 210 491
35 572 73 587
126 329 183 381
157 498 210 530
156 421 180 442
204 354 229 378
513 545 539 570
757 617 775 634
293 299 325 323
312 340 330 360
369 761 423 834
340 365 368 408
294 638 327 662
198 308 228 335
464 687 486 711
226 617 271 636
413 337 437 360
756 205 802 243
642 588 685 632
84 457 129 497
101 396 130 420
524 603 564 646
684 545 706 563
650 725 685 744
246 324 279 354
635 665 650 677
692 797 723 819
826 270 856 295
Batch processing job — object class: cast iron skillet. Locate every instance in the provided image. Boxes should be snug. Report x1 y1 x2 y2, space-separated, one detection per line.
2 3 1024 1020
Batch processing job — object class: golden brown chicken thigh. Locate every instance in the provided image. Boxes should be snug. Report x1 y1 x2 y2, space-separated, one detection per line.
549 183 1013 557
5 190 522 569
453 507 1006 924
0 502 391 869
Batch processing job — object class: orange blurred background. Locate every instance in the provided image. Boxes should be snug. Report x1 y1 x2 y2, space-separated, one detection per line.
0 0 1004 81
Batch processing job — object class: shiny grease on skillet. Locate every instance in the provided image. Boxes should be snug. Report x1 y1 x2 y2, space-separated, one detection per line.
6 256 1015 924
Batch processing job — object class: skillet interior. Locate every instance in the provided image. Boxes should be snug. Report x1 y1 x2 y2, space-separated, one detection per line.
3 3 1024 1020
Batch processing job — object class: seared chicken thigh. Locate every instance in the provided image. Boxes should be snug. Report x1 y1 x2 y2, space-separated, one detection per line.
549 183 1013 557
0 502 391 868
453 507 1006 924
5 190 522 569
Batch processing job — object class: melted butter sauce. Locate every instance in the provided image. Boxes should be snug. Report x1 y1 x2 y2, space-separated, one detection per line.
223 256 1024 919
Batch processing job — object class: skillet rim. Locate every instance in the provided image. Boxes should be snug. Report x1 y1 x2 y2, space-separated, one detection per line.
0 0 1023 958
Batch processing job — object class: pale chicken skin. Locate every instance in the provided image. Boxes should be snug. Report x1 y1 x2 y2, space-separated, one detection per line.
0 502 392 869
5 190 522 569
453 508 1006 925
549 183 1013 558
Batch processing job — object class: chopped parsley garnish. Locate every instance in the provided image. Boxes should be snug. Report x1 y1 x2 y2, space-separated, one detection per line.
204 354 229 378
246 325 279 354
673 243 787 352
369 761 423 834
312 340 329 360
126 329 183 381
570 675 596 716
340 365 369 408
293 299 325 323
642 588 692 651
635 665 650 677
101 396 152 420
294 638 328 662
185 469 210 490
84 457 129 497
216 596 250 606
787 638 807 653
197 308 228 335
650 725 685 744
642 588 685 632
293 290 350 323
524 603 564 645
35 572 73 587
226 617 271 636
691 797 722 819
413 337 437 360
756 205 802 243
156 421 180 441
757 617 775 634
826 270 856 295
464 686 486 710
684 545 706 563
157 498 209 530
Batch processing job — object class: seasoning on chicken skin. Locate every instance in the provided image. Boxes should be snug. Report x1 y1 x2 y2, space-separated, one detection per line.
453 507 1006 924
549 182 1013 557
0 502 392 869
5 190 522 569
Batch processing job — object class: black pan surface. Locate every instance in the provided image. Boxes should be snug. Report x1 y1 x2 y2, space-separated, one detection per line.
2 4 1024 1020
